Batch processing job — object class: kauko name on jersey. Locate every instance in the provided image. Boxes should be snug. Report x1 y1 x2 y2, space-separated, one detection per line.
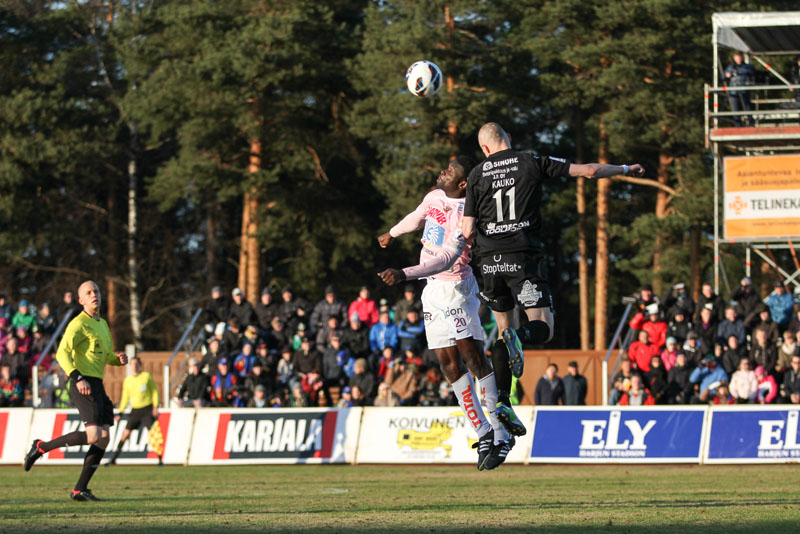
212 412 338 459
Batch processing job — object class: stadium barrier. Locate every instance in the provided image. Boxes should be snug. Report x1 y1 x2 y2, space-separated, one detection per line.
6 406 800 465
0 408 33 464
27 409 194 465
187 408 362 465
704 405 800 464
529 406 708 463
355 406 534 464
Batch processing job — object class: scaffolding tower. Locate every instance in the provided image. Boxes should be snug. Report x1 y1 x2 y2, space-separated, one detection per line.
705 12 800 294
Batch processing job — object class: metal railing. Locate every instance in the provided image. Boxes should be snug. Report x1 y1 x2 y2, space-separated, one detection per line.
162 309 204 408
601 301 635 406
704 83 800 147
31 310 75 408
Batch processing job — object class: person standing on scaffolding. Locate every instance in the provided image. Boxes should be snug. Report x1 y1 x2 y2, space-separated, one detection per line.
724 51 755 126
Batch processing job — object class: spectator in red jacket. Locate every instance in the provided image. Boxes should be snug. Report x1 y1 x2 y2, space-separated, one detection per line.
628 330 662 373
629 303 668 350
348 286 379 328
754 365 778 404
619 374 655 406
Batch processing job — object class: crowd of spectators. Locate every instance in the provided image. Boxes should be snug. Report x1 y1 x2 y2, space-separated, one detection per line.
176 283 475 409
0 291 81 407
5 274 800 411
610 278 800 406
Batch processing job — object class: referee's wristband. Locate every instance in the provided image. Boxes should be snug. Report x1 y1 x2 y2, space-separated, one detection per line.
622 164 630 176
69 370 85 382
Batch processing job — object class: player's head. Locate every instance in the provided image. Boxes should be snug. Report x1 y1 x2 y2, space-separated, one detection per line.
131 356 142 374
478 122 511 157
78 280 101 315
437 155 475 198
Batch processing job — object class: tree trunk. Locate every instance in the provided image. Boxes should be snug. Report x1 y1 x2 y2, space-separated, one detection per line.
651 149 674 295
444 4 457 156
238 190 251 295
245 139 261 303
205 193 218 290
761 257 772 297
575 112 590 350
593 124 610 350
106 174 117 340
127 121 142 349
689 226 701 302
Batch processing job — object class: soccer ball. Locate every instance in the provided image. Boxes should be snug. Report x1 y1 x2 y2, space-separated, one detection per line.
405 60 443 97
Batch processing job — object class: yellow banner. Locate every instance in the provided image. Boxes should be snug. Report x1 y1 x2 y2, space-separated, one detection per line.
724 155 800 240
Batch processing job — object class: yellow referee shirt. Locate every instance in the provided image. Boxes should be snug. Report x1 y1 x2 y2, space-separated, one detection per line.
56 312 121 379
119 372 159 410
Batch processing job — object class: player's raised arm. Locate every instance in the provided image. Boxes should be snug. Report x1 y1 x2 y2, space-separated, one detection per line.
568 163 645 179
378 232 467 286
377 199 428 248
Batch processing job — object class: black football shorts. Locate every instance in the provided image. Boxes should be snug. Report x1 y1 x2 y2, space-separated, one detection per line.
125 405 156 431
477 251 553 313
70 376 115 427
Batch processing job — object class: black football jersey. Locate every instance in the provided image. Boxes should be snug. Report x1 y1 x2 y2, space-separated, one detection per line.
464 149 571 255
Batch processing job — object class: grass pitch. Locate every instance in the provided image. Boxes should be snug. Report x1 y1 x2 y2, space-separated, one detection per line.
2 464 800 533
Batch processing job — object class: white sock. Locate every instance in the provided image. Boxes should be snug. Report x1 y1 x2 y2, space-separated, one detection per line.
453 373 492 438
479 372 510 444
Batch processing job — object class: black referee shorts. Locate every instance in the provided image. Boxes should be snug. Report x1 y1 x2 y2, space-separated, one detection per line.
125 405 156 431
477 251 554 313
70 376 114 427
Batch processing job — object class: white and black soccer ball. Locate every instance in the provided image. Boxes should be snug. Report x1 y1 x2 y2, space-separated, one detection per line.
405 60 443 97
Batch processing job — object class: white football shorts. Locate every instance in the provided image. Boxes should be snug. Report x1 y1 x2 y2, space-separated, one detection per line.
421 275 484 350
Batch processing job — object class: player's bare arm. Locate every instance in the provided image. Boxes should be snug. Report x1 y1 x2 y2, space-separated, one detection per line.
461 215 475 241
116 351 128 366
568 163 645 179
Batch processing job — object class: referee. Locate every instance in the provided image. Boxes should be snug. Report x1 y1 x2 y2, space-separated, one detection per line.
105 356 161 466
463 123 643 430
24 280 127 502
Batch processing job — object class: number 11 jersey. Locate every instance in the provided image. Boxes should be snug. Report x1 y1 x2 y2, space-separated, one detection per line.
464 149 571 256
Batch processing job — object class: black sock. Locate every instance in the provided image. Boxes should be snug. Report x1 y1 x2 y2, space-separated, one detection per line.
491 341 512 403
75 445 105 492
40 431 87 453
111 442 124 462
518 320 550 345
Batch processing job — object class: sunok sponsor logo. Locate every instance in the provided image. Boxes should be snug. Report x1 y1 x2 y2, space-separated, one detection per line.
756 410 800 458
48 412 169 460
578 411 656 459
213 412 337 460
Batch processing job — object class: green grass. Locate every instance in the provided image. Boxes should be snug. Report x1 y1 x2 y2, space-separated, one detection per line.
2 464 800 533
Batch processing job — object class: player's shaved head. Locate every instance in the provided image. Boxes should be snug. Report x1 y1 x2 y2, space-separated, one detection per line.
78 280 98 298
77 280 101 316
478 122 511 152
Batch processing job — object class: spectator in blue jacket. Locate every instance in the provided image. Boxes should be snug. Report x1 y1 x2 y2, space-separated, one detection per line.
767 280 794 330
369 311 398 353
397 309 425 353
690 355 729 402
717 307 746 347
